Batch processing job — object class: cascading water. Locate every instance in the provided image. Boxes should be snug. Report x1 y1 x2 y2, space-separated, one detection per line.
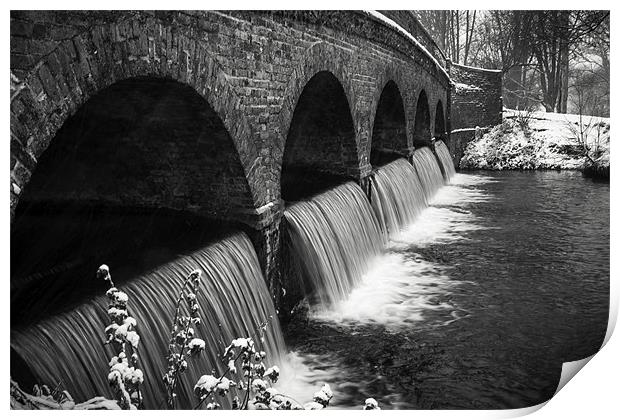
283 182 385 309
434 140 456 181
11 232 285 409
283 173 491 408
411 147 445 201
370 158 427 237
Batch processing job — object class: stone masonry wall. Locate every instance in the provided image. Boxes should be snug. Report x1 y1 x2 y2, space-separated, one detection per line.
10 10 451 223
450 62 502 130
449 128 477 169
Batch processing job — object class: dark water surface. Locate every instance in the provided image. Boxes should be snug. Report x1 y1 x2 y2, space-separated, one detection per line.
284 171 609 409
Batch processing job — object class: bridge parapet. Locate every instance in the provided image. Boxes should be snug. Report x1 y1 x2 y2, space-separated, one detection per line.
377 10 448 69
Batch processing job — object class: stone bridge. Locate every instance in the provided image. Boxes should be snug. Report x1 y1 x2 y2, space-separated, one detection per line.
10 10 463 306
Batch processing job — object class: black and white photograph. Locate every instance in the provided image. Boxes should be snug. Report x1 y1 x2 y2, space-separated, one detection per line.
8 4 613 414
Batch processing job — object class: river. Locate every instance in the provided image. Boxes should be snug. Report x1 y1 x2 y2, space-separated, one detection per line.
280 170 609 409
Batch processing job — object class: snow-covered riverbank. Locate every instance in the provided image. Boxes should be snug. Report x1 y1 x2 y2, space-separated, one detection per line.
460 110 609 178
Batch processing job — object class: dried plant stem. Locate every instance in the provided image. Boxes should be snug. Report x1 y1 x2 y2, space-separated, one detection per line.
193 351 244 410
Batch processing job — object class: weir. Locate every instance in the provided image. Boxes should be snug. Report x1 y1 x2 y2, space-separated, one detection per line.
284 152 456 311
370 158 427 237
411 147 445 202
435 140 457 181
283 182 385 310
11 233 285 409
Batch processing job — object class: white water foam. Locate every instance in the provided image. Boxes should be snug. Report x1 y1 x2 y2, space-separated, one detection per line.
310 174 492 328
391 173 493 247
310 252 457 327
277 351 346 406
279 350 412 409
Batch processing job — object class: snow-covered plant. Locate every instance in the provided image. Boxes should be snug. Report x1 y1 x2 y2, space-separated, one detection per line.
193 331 269 409
97 264 143 410
363 397 381 410
163 269 204 409
10 378 123 410
93 265 376 411
193 322 333 410
515 105 536 132
565 114 606 165
305 383 333 409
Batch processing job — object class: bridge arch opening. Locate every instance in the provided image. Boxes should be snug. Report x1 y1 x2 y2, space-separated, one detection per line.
435 101 447 141
11 77 254 328
281 71 357 202
413 90 432 148
371 81 408 167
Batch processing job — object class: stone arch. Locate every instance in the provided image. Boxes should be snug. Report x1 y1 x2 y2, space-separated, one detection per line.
277 43 361 181
369 64 414 142
280 70 358 201
370 80 409 166
10 75 259 330
13 77 255 221
434 100 447 141
413 89 432 148
10 16 259 219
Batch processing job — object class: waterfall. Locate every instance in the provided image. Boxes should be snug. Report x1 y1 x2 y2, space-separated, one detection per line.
284 182 385 309
11 232 285 409
370 158 427 237
411 147 445 201
435 140 456 181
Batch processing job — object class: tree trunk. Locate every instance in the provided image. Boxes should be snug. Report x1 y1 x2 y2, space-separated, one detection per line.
558 12 570 113
559 47 569 113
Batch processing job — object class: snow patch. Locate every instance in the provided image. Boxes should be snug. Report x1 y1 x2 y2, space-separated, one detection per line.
363 11 452 82
451 62 502 73
455 82 482 92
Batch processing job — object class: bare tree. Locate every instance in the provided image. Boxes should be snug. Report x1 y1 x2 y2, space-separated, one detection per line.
464 10 609 114
416 10 478 66
566 84 606 165
529 10 608 113
419 10 609 116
